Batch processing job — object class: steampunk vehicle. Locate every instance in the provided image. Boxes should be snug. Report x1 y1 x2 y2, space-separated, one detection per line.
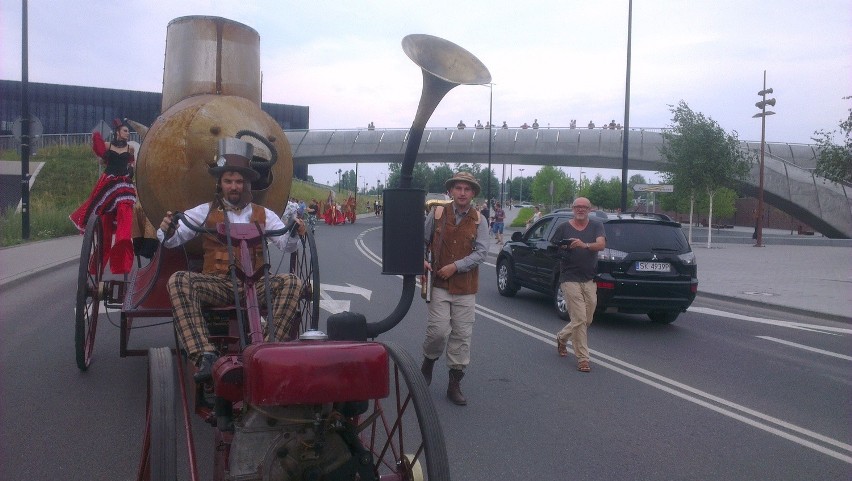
73 16 490 480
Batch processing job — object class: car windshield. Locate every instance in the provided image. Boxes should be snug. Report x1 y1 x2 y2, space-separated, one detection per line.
605 222 690 253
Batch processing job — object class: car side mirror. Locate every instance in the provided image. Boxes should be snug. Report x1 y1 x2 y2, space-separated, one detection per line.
511 231 523 242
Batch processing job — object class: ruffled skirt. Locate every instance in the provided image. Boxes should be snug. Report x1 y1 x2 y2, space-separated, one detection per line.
70 173 137 274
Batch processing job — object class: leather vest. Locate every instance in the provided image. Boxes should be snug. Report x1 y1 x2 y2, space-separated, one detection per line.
430 206 480 295
201 204 266 275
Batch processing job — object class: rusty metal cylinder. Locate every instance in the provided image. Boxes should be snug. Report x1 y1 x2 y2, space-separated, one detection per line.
136 16 292 233
161 16 261 111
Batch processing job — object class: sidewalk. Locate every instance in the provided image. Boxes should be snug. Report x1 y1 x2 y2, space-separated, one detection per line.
2 211 850 322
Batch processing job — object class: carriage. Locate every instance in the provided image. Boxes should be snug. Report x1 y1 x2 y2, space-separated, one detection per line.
72 16 489 481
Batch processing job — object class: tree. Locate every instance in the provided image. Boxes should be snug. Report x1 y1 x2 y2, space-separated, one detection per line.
586 175 622 210
812 97 852 184
530 166 572 208
659 101 752 247
431 163 455 193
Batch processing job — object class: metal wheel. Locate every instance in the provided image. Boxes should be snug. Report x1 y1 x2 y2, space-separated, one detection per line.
290 228 320 332
360 341 450 480
137 347 177 481
554 283 569 321
75 214 103 370
496 259 518 297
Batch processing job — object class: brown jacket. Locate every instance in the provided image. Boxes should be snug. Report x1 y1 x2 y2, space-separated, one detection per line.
429 206 480 295
201 204 266 275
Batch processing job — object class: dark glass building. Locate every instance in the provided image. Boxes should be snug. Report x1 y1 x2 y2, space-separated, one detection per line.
0 79 309 134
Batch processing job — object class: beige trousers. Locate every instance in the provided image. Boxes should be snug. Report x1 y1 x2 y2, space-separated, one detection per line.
423 287 476 370
556 280 597 362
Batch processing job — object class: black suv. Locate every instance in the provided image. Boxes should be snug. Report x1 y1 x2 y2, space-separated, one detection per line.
496 211 697 323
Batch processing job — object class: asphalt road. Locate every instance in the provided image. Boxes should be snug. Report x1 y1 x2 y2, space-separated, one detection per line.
1 215 850 480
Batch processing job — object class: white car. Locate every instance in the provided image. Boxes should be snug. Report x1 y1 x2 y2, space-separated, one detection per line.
516 203 534 208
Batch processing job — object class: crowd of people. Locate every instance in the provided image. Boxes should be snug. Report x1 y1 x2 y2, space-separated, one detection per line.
452 118 622 130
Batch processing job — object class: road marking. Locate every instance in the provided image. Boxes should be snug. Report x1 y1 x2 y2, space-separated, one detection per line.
473 304 852 463
354 225 852 464
757 336 852 361
320 283 372 300
689 306 852 335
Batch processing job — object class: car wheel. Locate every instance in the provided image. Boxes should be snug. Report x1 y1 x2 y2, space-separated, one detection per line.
648 310 679 324
496 259 518 297
554 284 569 320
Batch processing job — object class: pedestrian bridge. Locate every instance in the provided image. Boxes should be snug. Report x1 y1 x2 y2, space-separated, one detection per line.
284 127 851 238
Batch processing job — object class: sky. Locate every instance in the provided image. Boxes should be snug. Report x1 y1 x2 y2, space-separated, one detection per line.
2 0 850 189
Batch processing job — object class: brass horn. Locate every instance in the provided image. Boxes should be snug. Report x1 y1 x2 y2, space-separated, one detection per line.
398 34 492 186
366 35 490 339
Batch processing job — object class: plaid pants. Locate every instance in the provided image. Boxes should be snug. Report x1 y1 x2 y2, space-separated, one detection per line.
167 271 303 362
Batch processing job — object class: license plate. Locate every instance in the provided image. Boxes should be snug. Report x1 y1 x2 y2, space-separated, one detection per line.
636 261 671 272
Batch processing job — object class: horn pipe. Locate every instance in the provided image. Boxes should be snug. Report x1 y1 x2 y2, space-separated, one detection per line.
369 34 490 338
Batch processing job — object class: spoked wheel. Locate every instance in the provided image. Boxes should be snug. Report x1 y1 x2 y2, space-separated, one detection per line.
359 341 450 480
137 347 177 481
75 214 103 370
288 228 320 333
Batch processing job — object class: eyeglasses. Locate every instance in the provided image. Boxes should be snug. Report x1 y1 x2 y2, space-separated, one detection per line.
572 205 591 210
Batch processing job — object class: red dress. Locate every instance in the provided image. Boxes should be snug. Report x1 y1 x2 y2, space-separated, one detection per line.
69 132 137 274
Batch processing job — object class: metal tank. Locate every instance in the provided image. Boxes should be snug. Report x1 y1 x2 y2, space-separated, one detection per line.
136 16 292 230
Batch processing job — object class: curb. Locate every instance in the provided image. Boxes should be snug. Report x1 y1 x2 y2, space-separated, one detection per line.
695 291 851 324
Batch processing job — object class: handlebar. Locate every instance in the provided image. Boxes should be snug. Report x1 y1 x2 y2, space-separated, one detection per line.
171 211 300 238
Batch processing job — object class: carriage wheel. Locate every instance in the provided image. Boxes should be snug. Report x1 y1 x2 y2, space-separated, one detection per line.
75 214 103 371
359 341 450 480
289 228 320 333
137 347 177 481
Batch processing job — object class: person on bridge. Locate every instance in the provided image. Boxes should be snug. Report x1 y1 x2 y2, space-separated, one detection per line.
157 137 306 384
70 118 137 274
421 171 490 406
553 197 605 373
457 120 466 129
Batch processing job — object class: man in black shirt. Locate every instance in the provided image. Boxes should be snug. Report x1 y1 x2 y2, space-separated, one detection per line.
552 197 606 372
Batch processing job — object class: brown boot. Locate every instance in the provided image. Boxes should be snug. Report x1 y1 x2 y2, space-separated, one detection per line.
421 357 436 385
447 369 467 406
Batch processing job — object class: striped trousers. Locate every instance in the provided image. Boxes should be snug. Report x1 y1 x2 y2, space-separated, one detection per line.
167 271 302 362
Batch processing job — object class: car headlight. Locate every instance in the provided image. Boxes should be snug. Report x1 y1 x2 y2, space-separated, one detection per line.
599 248 627 261
677 251 696 265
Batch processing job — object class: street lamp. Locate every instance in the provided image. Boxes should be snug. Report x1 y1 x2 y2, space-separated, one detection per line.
519 168 525 202
336 168 342 193
475 83 496 206
752 70 776 248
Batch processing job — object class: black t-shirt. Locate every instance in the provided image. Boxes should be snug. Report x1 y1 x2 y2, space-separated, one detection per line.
551 220 605 282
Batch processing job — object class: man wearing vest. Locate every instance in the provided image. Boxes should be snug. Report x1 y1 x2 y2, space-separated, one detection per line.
157 137 306 384
421 172 490 405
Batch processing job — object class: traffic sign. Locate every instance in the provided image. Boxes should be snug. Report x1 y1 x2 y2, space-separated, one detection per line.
633 184 674 193
11 116 43 140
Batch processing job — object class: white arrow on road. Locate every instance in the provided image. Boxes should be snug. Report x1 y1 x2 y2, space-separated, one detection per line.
320 283 372 300
319 283 373 314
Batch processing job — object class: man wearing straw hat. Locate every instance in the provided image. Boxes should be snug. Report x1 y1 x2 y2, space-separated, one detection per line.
420 171 490 405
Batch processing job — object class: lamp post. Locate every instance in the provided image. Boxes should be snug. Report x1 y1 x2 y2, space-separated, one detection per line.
752 70 775 248
519 168 525 202
336 168 342 193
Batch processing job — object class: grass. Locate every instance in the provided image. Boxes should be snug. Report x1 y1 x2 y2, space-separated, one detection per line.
1 145 98 246
510 207 534 228
0 145 377 247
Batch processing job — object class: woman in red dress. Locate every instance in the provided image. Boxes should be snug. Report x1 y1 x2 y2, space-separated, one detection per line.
70 119 137 274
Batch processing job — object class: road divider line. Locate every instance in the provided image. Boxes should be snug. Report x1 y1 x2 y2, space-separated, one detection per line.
756 336 852 361
689 306 852 335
